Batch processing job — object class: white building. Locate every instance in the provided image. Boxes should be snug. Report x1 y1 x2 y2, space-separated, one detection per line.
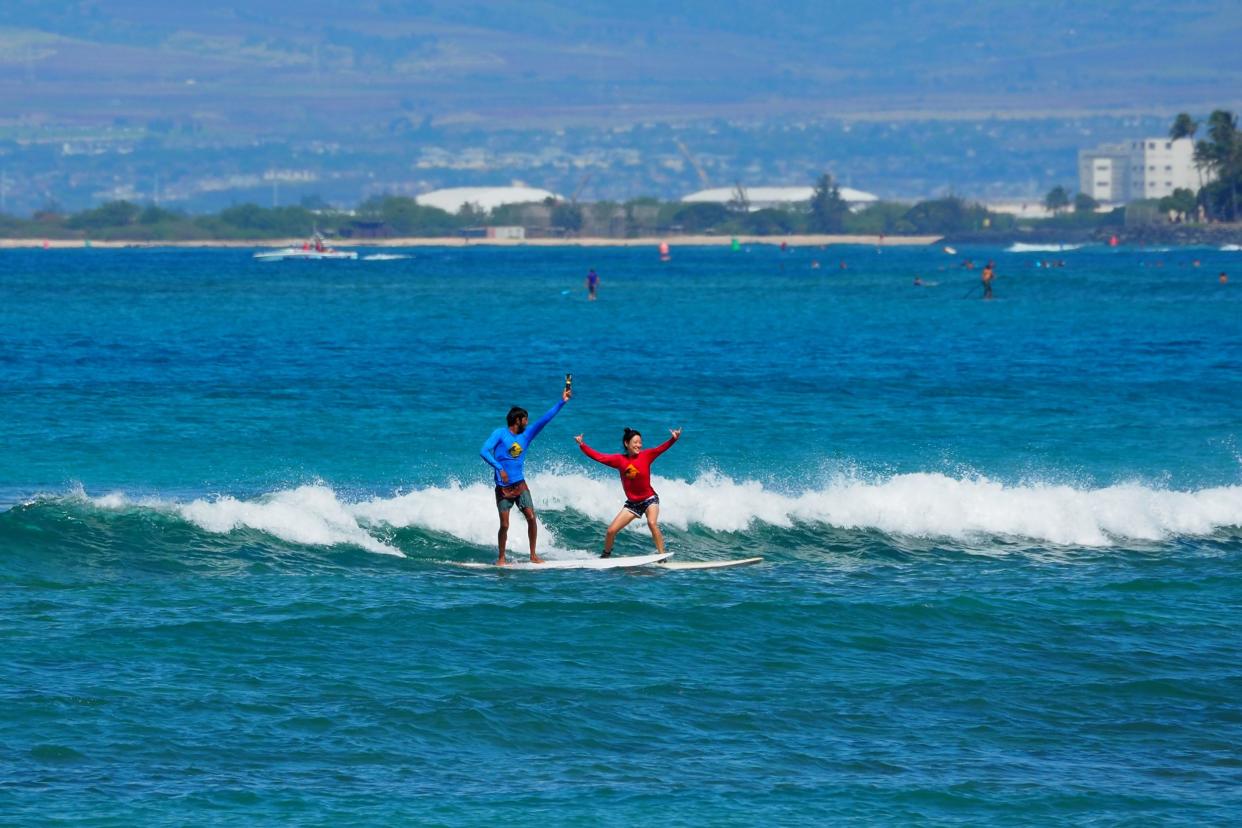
1125 138 1202 201
415 186 562 214
1078 138 1205 204
1077 143 1130 204
682 185 879 211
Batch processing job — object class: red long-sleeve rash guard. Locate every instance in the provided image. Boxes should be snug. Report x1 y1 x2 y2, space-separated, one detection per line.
579 437 675 501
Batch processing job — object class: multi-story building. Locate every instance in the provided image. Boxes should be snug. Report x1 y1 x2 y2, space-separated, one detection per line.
1125 138 1202 201
1078 138 1206 205
1077 143 1130 204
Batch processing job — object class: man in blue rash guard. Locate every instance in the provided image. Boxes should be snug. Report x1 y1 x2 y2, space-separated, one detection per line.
480 385 572 565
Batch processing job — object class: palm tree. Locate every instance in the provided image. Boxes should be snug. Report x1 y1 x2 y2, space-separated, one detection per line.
1196 110 1240 220
1169 112 1199 142
1044 185 1070 215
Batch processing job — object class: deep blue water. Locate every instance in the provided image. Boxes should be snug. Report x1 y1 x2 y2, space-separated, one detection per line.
1 243 1240 825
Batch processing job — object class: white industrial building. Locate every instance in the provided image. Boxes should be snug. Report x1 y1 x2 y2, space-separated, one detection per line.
682 185 879 211
415 186 562 214
1078 138 1206 205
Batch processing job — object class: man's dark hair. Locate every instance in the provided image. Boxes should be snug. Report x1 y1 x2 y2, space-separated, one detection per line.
621 427 642 447
507 406 528 427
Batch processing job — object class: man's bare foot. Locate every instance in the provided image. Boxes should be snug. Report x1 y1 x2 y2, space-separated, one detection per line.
529 554 544 564
496 557 508 566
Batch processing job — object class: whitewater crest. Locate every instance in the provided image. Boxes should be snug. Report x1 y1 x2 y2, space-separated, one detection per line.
36 472 1242 553
1005 243 1086 253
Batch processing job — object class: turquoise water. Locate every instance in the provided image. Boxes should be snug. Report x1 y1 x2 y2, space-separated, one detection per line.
2 244 1240 824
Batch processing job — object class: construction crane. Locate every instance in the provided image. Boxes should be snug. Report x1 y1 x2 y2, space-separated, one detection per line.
571 171 593 204
674 138 711 188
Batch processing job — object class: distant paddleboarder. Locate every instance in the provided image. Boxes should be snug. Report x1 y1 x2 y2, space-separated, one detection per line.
575 427 681 558
585 268 600 300
981 261 995 299
480 382 572 565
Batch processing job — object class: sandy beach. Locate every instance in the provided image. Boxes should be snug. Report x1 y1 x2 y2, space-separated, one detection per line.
0 234 942 250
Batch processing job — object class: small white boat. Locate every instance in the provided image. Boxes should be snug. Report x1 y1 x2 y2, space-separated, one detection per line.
254 233 357 261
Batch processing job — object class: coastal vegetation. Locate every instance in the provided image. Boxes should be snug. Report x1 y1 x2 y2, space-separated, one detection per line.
1190 110 1240 221
14 118 1242 244
0 194 1026 241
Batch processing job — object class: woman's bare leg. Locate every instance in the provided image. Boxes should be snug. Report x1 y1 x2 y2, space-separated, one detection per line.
602 509 637 557
645 504 665 554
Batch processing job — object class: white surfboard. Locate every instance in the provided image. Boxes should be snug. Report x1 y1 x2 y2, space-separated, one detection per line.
655 557 764 571
455 552 672 570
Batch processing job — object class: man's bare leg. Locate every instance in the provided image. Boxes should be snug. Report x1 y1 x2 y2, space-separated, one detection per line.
521 507 543 563
496 510 510 566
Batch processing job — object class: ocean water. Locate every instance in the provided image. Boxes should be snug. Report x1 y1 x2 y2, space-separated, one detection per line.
1 243 1240 825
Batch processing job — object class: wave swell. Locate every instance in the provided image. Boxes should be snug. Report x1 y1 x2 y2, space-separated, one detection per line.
1006 243 1086 253
8 472 1242 555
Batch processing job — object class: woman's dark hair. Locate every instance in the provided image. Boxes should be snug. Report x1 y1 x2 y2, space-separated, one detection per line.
621 427 642 448
507 406 528 426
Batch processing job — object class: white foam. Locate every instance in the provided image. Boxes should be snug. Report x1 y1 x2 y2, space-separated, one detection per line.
349 471 1242 548
1221 244 1241 252
64 471 1242 551
1006 243 1085 253
85 484 405 556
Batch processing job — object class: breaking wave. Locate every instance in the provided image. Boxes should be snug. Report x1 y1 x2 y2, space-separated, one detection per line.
6 471 1241 558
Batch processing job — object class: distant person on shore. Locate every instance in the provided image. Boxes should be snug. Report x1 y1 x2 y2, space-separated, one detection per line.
981 261 995 299
479 384 572 565
585 268 600 301
574 427 681 558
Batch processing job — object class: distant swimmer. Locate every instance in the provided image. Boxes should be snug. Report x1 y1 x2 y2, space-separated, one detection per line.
981 260 995 300
479 382 572 565
575 426 681 558
914 275 924 287
585 268 600 301
1221 272 1229 284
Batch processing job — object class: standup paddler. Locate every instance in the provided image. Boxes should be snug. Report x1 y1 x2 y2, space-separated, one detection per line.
480 381 572 565
981 260 996 300
574 427 681 558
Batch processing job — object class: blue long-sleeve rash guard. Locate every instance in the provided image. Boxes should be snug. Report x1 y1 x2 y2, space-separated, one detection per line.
479 397 566 486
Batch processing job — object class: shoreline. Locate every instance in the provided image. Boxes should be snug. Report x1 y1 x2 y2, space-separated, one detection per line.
0 234 941 250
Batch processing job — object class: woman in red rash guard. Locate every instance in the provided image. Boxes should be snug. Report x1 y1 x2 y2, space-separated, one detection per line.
574 426 682 557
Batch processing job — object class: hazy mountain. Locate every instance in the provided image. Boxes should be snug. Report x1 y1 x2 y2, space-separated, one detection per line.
0 2 1238 211
3 0 1239 133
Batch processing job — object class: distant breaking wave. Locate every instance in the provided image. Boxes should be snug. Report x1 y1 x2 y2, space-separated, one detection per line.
12 472 1242 555
1006 243 1085 253
1222 244 1241 252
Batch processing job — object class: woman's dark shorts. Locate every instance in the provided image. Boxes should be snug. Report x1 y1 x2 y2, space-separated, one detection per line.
624 494 660 517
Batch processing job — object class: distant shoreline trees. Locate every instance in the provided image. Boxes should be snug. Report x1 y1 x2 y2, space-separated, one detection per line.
0 172 1132 242
1165 109 1240 222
